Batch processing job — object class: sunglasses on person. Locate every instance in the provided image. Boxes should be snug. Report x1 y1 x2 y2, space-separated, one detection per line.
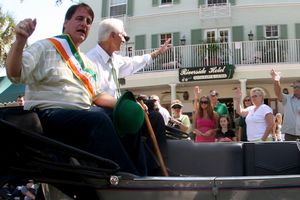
118 33 130 42
172 105 182 109
200 100 209 104
244 98 251 102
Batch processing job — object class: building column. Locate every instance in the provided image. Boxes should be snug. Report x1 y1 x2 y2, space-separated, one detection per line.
169 83 177 102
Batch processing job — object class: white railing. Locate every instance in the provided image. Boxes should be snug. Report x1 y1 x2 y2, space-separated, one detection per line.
120 39 300 73
199 3 231 19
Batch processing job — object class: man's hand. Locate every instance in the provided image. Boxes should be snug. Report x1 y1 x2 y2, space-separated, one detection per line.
151 38 172 58
16 18 37 43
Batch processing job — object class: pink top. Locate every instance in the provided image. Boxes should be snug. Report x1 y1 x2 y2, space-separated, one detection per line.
195 117 215 143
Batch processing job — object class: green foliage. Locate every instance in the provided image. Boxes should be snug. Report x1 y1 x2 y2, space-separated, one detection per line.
0 7 16 67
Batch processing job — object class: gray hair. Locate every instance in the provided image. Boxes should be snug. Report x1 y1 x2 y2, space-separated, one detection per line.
98 18 125 42
250 87 266 98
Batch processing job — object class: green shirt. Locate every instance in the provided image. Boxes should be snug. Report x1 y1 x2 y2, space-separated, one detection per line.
214 101 229 117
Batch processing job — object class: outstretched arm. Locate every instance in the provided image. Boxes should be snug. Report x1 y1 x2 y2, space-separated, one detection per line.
150 38 172 59
6 18 36 78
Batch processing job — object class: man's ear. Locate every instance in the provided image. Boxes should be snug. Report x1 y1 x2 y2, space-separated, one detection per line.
111 32 117 39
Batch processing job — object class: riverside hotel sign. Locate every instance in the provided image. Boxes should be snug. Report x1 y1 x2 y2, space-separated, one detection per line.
179 65 235 82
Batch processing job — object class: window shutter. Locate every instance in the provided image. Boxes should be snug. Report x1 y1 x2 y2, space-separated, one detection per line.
232 26 244 41
173 32 180 46
191 29 202 44
151 34 159 48
173 0 180 4
135 35 146 50
280 24 288 39
101 0 108 18
256 25 264 40
229 0 236 5
198 0 205 7
152 0 159 7
127 0 134 16
295 23 300 39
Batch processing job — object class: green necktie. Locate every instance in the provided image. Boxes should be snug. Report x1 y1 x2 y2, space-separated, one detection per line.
108 58 121 98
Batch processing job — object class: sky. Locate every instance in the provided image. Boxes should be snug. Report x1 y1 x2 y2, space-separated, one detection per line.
0 0 77 45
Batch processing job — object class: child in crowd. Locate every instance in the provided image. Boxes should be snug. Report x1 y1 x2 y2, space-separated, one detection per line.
215 115 236 142
273 113 283 141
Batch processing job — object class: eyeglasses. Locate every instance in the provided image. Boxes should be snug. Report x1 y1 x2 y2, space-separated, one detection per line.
200 100 209 104
172 105 182 109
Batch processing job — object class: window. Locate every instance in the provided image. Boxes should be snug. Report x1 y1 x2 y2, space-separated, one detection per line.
110 0 127 17
160 33 172 45
205 29 229 43
161 0 172 4
207 0 227 6
265 25 279 39
219 30 229 43
206 31 216 43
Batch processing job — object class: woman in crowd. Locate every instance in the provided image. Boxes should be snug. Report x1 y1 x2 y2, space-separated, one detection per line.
237 95 253 141
192 86 218 142
215 115 236 142
235 87 274 142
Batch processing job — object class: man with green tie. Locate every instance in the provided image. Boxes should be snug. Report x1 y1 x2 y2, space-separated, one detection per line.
87 18 171 98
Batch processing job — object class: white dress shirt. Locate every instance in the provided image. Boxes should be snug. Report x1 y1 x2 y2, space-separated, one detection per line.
87 45 153 98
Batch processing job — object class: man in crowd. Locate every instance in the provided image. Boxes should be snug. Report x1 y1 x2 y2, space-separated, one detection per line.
271 69 300 141
17 95 25 106
209 89 229 116
150 94 170 125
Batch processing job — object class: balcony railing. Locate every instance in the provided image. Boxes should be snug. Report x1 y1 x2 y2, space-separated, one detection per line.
199 3 231 19
121 39 300 74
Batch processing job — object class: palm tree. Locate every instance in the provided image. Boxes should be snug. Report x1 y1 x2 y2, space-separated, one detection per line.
0 7 16 68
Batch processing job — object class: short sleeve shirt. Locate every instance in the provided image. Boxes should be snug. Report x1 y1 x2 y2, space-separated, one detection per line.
7 39 102 110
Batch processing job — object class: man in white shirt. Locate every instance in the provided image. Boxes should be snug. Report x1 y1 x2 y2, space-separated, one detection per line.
150 94 170 125
86 18 171 98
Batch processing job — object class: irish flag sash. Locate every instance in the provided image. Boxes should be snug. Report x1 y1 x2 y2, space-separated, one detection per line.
48 34 97 97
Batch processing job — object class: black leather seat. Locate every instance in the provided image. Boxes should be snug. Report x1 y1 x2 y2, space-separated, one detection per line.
244 142 300 176
165 140 244 176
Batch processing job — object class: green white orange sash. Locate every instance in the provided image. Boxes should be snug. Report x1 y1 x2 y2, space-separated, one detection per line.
48 34 97 97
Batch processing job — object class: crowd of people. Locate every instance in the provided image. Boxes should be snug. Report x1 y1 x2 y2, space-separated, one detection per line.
3 2 300 180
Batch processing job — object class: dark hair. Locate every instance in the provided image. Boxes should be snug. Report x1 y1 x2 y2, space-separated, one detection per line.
218 115 231 129
62 3 94 32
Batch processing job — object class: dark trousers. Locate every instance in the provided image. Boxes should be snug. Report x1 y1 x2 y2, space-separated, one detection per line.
285 133 300 141
36 107 147 175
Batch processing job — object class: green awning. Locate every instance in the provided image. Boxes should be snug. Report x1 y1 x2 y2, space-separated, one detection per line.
0 77 25 103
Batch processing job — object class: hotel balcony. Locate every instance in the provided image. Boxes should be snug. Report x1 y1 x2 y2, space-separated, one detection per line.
123 39 300 72
199 3 231 19
121 39 300 89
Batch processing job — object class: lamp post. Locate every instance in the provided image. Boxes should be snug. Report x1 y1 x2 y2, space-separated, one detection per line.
180 35 186 46
248 30 254 41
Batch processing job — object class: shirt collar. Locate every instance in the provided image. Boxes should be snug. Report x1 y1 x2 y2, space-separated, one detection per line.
96 44 112 64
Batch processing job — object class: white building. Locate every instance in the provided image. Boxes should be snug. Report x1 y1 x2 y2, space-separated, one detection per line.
81 0 300 115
